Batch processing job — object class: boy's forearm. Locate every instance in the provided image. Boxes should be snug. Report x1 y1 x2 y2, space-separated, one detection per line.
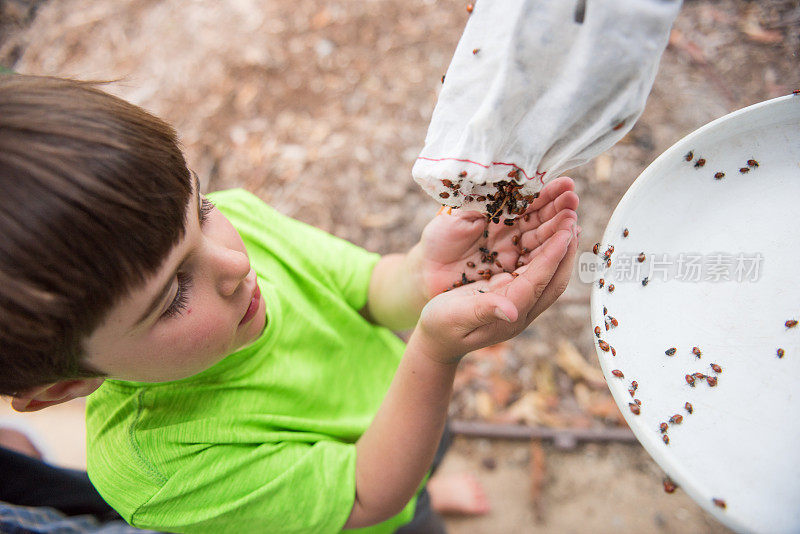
364 251 427 331
344 332 456 529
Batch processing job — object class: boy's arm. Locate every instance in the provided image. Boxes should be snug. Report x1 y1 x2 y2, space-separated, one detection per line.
361 252 427 331
344 194 579 528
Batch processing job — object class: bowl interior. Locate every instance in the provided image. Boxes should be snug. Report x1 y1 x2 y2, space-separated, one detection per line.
590 95 800 533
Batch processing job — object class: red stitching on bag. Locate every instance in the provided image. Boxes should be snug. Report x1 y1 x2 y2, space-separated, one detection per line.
417 156 545 183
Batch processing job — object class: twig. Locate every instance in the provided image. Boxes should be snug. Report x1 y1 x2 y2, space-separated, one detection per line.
529 439 546 523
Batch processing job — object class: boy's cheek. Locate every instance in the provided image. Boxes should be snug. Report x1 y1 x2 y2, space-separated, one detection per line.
182 313 237 358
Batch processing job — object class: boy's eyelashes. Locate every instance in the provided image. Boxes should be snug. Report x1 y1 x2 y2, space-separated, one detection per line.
199 197 214 225
163 272 193 320
161 197 213 321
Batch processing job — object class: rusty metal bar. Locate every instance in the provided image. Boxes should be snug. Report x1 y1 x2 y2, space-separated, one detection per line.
449 420 637 450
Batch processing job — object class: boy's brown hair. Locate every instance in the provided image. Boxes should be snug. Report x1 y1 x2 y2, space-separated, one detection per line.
0 74 192 395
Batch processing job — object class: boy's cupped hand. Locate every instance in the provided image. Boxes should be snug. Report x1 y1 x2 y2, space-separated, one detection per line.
409 177 579 364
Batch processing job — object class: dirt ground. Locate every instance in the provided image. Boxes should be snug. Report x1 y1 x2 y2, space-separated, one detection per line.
1 0 798 532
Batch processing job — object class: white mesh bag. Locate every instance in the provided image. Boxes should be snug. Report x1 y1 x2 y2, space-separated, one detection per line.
413 0 681 218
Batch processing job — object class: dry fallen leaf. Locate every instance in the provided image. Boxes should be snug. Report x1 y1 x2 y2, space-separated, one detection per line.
534 359 558 397
487 373 517 408
495 391 564 426
668 28 707 64
474 390 496 420
496 392 542 426
741 6 783 44
555 340 606 388
574 383 626 425
573 382 592 409
589 397 626 426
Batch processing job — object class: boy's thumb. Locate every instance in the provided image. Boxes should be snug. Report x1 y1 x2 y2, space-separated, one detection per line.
472 293 519 326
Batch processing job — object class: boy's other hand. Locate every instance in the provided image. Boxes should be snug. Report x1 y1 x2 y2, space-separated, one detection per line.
411 176 579 300
409 178 579 364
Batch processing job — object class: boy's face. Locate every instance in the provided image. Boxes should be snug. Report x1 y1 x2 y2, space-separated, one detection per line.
83 178 267 382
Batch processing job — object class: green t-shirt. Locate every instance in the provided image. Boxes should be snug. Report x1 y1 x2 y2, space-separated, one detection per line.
86 189 413 533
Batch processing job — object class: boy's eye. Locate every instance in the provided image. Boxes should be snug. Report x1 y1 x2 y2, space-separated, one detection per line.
162 272 193 319
199 197 215 225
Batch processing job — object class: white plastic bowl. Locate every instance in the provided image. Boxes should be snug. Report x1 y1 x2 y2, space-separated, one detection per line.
590 94 800 534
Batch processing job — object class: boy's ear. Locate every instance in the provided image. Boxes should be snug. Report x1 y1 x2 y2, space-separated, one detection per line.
11 378 105 412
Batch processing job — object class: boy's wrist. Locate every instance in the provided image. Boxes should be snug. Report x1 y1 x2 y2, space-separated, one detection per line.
407 326 463 367
402 244 431 311
365 252 428 331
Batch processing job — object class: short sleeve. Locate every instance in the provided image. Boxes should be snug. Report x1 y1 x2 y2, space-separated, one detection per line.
130 440 356 534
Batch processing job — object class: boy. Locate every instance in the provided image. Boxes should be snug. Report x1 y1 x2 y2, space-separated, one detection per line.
2 74 580 533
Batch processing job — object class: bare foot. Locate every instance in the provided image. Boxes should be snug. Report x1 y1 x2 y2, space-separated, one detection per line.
427 472 491 516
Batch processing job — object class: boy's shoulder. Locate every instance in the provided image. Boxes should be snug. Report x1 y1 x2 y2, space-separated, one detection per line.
85 384 167 518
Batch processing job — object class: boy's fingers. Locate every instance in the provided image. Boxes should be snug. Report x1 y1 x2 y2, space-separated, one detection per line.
519 209 577 254
513 190 579 236
506 228 572 313
525 176 575 213
475 293 519 325
518 212 577 265
528 191 579 228
485 271 515 291
442 289 517 331
526 224 579 321
425 208 486 246
451 208 486 222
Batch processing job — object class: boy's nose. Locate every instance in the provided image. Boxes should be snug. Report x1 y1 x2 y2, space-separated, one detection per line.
212 246 251 297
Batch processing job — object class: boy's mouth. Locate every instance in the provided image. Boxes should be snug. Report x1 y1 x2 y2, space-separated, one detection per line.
239 282 261 326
